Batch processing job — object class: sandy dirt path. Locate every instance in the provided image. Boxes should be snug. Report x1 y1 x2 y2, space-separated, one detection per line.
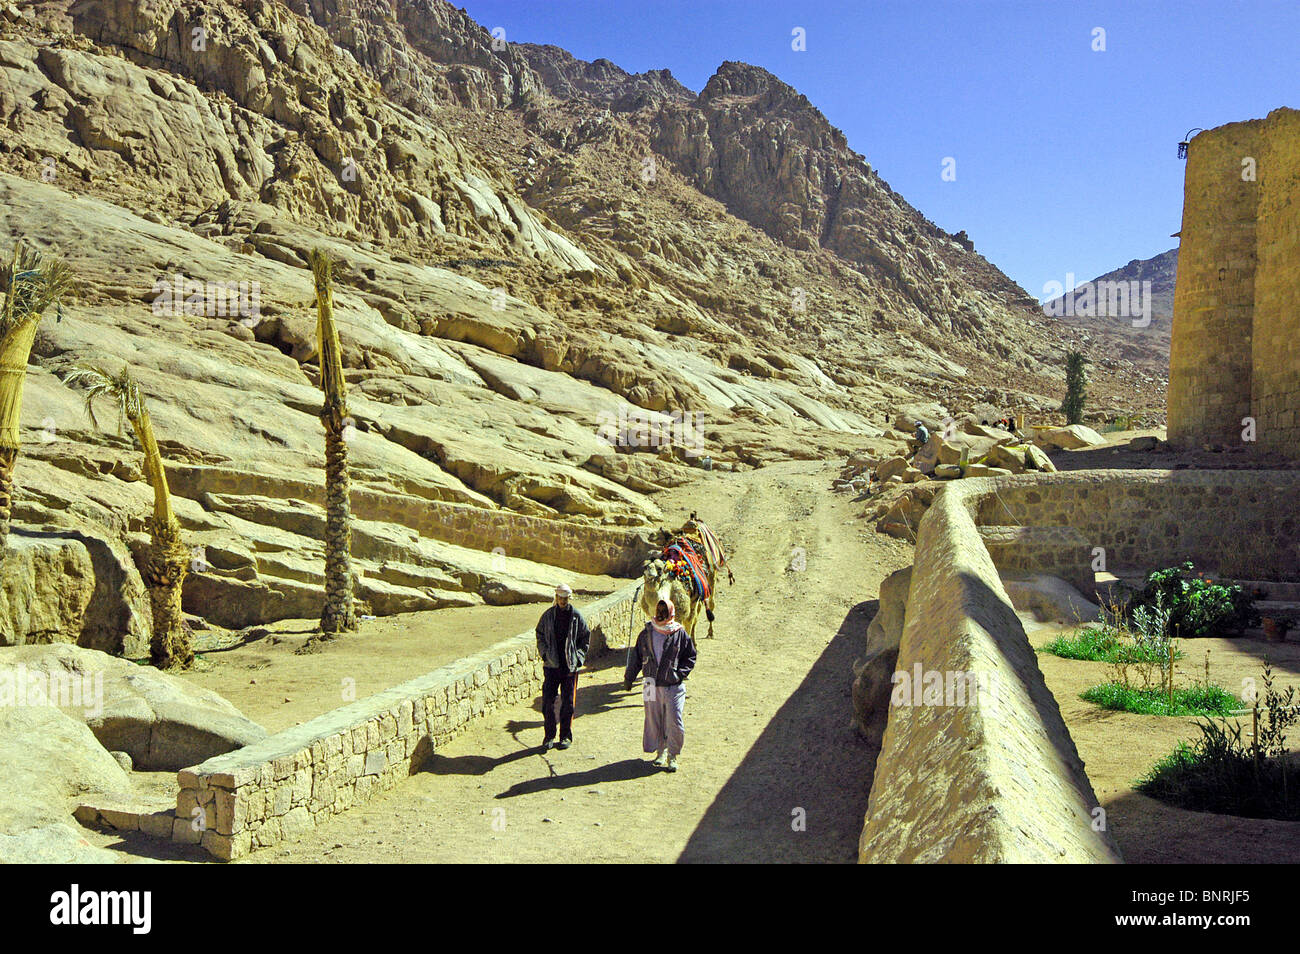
244 459 911 864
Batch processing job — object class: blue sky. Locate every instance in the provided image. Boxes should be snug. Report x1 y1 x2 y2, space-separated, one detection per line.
459 0 1299 298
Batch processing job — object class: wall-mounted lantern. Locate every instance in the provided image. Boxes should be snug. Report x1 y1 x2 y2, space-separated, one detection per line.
1178 128 1205 159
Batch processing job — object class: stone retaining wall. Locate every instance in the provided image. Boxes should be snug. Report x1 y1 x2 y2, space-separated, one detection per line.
171 582 643 860
859 479 1123 863
972 470 1300 581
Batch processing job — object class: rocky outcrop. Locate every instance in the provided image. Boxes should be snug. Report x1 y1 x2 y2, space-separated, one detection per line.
0 533 150 655
0 703 130 862
0 644 267 770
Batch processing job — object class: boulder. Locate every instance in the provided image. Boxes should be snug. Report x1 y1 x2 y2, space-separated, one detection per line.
891 402 949 433
0 536 93 646
962 420 1013 440
1036 424 1105 450
0 533 150 656
0 644 267 770
1001 574 1100 624
934 463 962 479
936 441 964 466
911 439 940 474
0 823 121 863
0 704 130 863
876 456 910 481
1023 444 1057 472
1130 436 1159 451
852 566 912 748
986 444 1028 473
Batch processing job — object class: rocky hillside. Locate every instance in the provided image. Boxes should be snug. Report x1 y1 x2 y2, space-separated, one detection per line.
0 0 1153 646
1044 247 1176 416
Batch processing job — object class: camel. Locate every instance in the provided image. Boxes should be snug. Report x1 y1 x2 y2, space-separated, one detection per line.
638 512 733 639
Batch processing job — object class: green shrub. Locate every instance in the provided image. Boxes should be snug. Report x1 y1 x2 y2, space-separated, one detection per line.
1130 562 1256 638
1059 350 1087 425
1138 663 1300 820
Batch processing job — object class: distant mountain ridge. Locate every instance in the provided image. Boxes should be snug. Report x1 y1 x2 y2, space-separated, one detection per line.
1044 248 1176 378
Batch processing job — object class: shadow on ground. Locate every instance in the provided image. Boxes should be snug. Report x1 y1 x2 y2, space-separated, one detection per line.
677 600 876 864
1105 788 1300 863
494 758 662 798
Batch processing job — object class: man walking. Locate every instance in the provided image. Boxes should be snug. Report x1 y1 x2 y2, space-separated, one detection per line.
535 583 590 752
623 598 697 772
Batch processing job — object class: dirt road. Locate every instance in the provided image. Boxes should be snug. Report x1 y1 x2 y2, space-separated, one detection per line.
246 459 910 864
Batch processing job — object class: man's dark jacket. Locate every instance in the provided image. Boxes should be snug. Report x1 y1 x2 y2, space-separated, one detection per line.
623 623 697 689
536 605 591 671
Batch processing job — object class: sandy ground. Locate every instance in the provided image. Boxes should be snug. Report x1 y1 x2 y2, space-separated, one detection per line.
181 601 607 734
1033 623 1300 863
213 459 911 864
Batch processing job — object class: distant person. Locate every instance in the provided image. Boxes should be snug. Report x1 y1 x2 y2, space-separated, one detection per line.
623 598 697 773
535 583 590 751
913 420 930 445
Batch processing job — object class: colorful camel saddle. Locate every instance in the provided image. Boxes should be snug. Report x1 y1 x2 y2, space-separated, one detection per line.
663 537 712 602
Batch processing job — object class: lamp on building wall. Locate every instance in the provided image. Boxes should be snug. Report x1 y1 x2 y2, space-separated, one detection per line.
1178 129 1205 159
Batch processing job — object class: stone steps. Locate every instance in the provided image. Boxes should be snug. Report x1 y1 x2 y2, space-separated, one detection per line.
74 793 177 841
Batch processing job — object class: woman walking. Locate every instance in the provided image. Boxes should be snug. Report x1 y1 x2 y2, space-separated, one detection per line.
623 598 697 772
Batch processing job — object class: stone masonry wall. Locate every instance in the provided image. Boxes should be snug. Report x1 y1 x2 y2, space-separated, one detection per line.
1168 118 1259 448
860 479 1123 863
1169 107 1300 456
861 469 1300 860
1252 109 1300 455
972 470 1300 581
171 581 642 860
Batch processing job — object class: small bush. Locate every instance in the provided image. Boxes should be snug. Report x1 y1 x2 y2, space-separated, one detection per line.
1139 663 1300 820
1129 562 1256 638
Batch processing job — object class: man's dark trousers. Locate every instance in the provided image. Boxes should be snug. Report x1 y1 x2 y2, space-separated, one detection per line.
542 667 579 742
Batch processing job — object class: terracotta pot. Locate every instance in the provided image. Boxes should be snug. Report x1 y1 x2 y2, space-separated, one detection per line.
1262 617 1288 643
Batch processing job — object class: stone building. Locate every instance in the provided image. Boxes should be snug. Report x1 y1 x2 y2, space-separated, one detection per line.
1168 107 1300 455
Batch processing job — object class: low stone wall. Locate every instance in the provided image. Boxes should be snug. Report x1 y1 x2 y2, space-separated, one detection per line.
171 582 642 860
973 470 1300 581
859 478 1123 863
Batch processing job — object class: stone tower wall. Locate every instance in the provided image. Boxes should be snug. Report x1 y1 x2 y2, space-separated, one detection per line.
1169 107 1300 456
1168 120 1259 447
1251 109 1300 454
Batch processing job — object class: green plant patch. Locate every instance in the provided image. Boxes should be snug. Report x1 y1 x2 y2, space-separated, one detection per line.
1081 682 1238 717
1139 723 1300 821
1039 626 1184 664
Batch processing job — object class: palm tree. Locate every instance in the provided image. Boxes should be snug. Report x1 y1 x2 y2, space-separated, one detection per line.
311 249 357 636
65 364 193 670
0 241 72 548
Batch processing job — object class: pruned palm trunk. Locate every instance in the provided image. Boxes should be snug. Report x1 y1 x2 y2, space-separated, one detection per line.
312 250 357 635
135 404 191 669
0 242 72 549
66 364 191 669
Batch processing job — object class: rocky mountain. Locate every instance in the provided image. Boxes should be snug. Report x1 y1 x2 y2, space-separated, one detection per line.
1044 247 1177 413
0 0 1156 643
